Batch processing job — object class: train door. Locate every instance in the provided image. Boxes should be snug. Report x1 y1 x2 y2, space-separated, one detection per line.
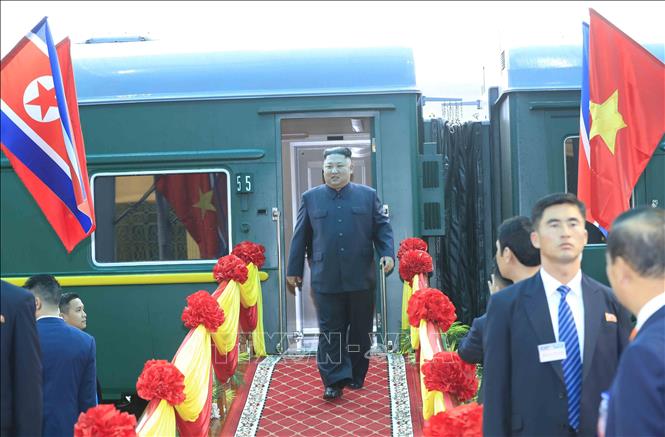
280 116 373 353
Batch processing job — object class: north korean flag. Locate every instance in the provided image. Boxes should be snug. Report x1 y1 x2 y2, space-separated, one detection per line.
1 17 95 253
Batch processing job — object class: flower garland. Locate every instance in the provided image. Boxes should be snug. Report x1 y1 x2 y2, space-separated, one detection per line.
136 359 186 406
407 287 456 331
421 351 479 403
397 237 428 259
213 254 248 284
231 241 266 269
181 290 225 331
423 402 483 437
399 249 433 284
74 404 137 437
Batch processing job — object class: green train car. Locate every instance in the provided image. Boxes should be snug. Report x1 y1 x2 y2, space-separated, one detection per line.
1 41 663 401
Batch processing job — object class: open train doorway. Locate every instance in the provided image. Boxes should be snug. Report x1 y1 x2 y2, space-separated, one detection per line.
281 116 373 353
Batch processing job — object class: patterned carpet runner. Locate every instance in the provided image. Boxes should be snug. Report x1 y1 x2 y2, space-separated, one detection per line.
232 354 414 436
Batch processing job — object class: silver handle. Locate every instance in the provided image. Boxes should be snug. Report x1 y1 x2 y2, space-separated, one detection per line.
272 207 285 353
380 260 388 352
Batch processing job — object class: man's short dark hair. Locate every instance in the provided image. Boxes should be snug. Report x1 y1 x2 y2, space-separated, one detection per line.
607 207 665 278
323 147 352 159
498 216 541 267
23 274 62 306
531 192 586 228
59 292 81 313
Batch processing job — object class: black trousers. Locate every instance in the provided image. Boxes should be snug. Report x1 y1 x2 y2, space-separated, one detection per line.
312 289 375 388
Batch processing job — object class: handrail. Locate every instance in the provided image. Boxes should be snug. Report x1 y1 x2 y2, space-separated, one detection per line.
272 207 285 353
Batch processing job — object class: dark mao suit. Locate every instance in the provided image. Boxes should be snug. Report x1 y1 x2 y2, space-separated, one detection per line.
606 305 665 436
38 317 97 437
0 281 42 437
287 182 394 387
483 272 631 436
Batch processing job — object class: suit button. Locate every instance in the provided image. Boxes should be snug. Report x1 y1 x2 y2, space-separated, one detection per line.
339 233 343 237
337 206 342 209
558 393 565 399
338 219 342 223
340 248 345 252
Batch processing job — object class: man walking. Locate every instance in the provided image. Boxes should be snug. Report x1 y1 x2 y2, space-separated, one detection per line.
24 275 97 436
483 193 631 436
287 146 394 400
603 207 665 436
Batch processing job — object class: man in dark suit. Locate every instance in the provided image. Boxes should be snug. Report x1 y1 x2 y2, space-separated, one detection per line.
603 207 665 437
287 146 394 400
483 193 631 436
0 280 43 437
24 275 97 436
458 216 539 365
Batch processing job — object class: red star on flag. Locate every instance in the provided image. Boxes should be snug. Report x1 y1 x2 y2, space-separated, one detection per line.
26 80 57 120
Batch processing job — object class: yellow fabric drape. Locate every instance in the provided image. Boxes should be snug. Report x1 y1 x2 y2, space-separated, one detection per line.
238 263 266 356
401 280 413 330
239 263 259 307
212 281 240 354
410 274 421 350
172 325 211 422
252 287 267 356
136 399 176 437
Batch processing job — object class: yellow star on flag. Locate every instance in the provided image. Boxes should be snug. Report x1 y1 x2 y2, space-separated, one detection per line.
589 89 627 155
193 189 216 219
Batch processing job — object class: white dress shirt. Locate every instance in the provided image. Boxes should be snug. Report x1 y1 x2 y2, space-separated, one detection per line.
540 268 585 363
635 292 665 331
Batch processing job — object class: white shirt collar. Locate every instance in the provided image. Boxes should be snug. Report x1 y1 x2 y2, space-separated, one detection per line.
636 292 665 331
540 267 583 298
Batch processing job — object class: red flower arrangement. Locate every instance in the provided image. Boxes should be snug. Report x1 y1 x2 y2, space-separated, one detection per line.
232 241 266 269
399 249 433 283
423 402 483 437
407 288 456 331
181 290 225 331
397 237 428 259
422 351 479 402
213 254 248 284
136 359 186 406
74 404 137 437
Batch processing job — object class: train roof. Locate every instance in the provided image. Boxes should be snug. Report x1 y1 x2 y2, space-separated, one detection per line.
71 42 418 104
499 43 665 95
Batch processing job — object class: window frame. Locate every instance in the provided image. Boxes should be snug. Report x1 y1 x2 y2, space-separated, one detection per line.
90 168 232 267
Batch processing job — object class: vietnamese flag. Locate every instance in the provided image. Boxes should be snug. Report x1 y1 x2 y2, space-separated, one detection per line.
580 9 665 229
155 173 220 258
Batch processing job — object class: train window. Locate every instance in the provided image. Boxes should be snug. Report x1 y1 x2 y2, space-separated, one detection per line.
91 170 231 265
563 136 606 244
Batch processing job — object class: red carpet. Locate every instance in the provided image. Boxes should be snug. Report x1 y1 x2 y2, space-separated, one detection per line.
256 356 391 436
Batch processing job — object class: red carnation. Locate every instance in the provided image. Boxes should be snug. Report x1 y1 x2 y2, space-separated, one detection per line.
399 249 433 284
182 290 225 331
74 404 137 437
423 402 483 437
213 254 249 283
232 241 266 269
136 360 186 406
397 237 428 259
407 288 456 331
422 351 478 402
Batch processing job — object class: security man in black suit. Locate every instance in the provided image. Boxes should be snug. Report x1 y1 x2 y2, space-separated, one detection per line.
287 146 394 400
1 280 43 437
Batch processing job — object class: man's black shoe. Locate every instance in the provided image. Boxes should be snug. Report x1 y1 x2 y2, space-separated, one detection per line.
347 382 363 390
323 386 343 400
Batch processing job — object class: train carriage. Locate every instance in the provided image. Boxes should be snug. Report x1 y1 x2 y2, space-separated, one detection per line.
1 39 663 405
